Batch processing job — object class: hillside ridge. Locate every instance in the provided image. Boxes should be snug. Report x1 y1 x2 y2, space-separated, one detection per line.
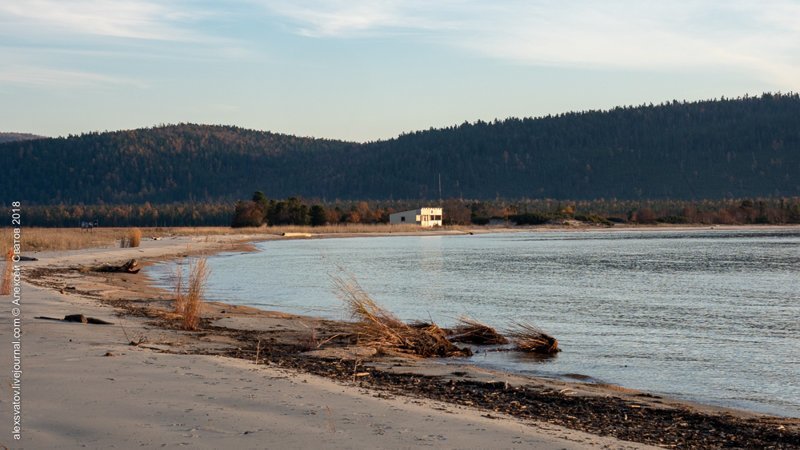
3 93 799 204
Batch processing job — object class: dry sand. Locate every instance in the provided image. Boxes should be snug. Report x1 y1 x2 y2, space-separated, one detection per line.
0 235 661 449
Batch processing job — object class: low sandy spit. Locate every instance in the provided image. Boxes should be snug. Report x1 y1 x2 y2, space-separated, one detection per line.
3 232 799 449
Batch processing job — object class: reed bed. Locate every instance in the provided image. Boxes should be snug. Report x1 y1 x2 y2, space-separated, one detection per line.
332 275 469 357
448 316 509 345
507 321 560 354
5 228 125 252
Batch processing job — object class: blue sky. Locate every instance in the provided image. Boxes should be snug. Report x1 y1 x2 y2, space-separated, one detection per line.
1 1 798 142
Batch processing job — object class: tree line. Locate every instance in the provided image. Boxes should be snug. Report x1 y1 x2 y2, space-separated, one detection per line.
14 203 232 228
229 195 800 227
5 196 799 228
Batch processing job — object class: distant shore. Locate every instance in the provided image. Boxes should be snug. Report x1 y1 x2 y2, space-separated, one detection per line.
6 221 800 254
8 228 800 448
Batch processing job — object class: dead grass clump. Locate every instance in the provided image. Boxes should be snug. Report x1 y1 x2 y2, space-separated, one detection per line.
128 228 142 247
119 228 142 248
177 258 209 331
332 275 469 357
0 250 13 296
449 316 509 345
507 322 560 354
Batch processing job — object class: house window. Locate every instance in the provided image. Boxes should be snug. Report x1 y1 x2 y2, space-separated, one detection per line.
401 216 405 222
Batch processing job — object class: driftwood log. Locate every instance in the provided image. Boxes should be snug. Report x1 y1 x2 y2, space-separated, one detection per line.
95 259 140 274
35 314 114 325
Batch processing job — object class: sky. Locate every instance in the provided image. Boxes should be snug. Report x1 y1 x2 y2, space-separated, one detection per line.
1 0 799 142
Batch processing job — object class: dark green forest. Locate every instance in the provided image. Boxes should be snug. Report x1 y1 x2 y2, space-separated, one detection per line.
2 93 800 204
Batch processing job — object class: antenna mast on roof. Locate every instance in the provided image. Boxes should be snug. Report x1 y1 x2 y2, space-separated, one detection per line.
438 173 442 203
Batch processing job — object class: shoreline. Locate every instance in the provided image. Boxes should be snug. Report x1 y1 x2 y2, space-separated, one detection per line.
144 225 800 418
144 227 800 418
10 230 800 448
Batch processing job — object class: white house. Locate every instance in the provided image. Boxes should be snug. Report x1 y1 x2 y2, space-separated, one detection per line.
389 207 443 227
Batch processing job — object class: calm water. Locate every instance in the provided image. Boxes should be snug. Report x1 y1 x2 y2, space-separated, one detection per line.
148 229 800 417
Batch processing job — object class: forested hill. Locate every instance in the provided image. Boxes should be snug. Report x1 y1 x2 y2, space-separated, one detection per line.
3 94 800 204
0 132 45 144
3 125 353 204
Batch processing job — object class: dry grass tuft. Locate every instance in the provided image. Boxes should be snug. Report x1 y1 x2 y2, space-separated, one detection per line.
174 258 209 331
506 321 560 354
332 274 469 357
128 228 142 247
0 249 13 296
449 316 509 345
119 228 143 248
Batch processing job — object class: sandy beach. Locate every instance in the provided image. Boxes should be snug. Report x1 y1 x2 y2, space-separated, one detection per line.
3 231 799 449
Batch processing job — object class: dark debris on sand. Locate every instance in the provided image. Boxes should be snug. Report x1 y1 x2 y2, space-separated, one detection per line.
312 359 797 449
224 341 800 450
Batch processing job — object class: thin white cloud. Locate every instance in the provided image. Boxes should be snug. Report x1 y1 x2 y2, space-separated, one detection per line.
0 65 147 88
0 1 253 89
259 0 464 37
0 0 205 41
257 0 800 88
